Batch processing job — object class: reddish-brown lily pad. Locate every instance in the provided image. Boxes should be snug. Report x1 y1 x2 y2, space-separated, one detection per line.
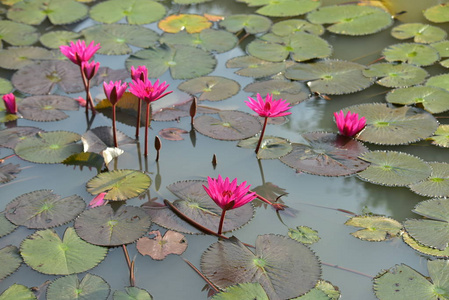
137 230 188 260
0 126 45 148
159 128 189 141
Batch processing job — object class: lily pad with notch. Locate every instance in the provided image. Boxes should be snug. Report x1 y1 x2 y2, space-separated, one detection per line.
0 20 39 47
0 126 45 149
74 205 151 246
429 125 449 148
279 132 370 176
271 19 324 36
409 162 449 198
81 126 135 153
424 3 449 23
0 245 21 281
226 55 294 78
113 287 153 300
177 76 240 101
357 151 432 187
344 215 402 242
363 63 429 88
382 43 439 66
158 14 212 33
386 86 449 114
201 234 321 299
39 30 82 49
46 273 110 300
0 46 54 70
19 95 78 122
160 29 237 53
0 284 36 300
238 136 292 159
194 110 262 141
20 227 108 275
136 230 188 260
0 163 20 184
219 14 272 34
285 59 373 95
244 79 310 105
5 189 85 229
236 0 321 17
211 283 268 300
391 23 446 44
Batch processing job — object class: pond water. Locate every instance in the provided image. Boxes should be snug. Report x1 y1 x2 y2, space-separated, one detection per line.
1 0 448 299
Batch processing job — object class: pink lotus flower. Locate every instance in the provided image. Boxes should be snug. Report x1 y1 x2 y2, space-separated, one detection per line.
2 93 17 114
334 110 366 137
130 65 148 82
75 96 87 107
60 40 101 66
128 79 172 104
245 93 292 118
89 192 107 208
203 175 256 210
82 60 100 80
103 80 128 106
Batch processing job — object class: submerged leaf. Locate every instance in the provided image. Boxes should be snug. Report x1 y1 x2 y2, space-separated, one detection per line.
47 274 110 300
345 215 402 241
159 128 188 141
0 163 21 184
409 162 449 198
137 230 188 260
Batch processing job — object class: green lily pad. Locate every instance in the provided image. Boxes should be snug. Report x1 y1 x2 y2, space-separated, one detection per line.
402 231 449 258
288 226 320 245
244 79 310 105
409 162 449 197
0 20 39 47
363 63 429 88
160 29 237 53
426 74 449 91
0 46 54 70
342 103 439 145
74 205 151 246
308 281 341 300
5 189 85 229
374 260 449 299
19 95 78 122
0 245 22 280
429 124 449 148
219 14 272 34
357 151 432 186
212 283 268 300
113 287 153 300
386 86 449 114
237 0 321 17
39 30 82 49
431 40 449 68
47 274 110 300
247 32 332 62
177 76 240 101
345 215 402 241
7 0 88 25
0 163 21 184
20 227 107 275
279 132 370 176
0 284 36 300
271 19 324 36
174 0 211 3
82 24 159 55
194 110 262 141
86 169 151 201
90 0 166 25
14 131 82 164
201 234 321 299
238 136 292 159
0 78 13 94
382 43 439 66
226 55 294 78
62 152 104 173
424 3 449 23
0 126 44 149
81 126 135 153
126 45 216 79
307 4 392 36
285 59 374 95
0 211 17 237
391 23 446 44
158 14 212 33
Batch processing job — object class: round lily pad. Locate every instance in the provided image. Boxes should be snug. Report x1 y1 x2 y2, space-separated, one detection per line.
212 283 268 300
306 4 393 36
0 211 17 238
0 20 39 47
244 79 310 105
39 30 82 49
382 43 439 66
279 132 369 176
158 14 212 33
429 124 449 148
344 215 402 242
159 128 189 141
86 169 151 201
391 23 446 44
431 40 449 68
357 151 432 186
424 3 449 23
363 63 429 88
19 95 78 122
14 131 82 164
237 0 321 17
0 46 54 70
271 19 324 36
201 234 321 299
81 126 135 153
0 284 36 300
178 76 240 101
342 103 439 145
226 55 293 78
285 59 374 95
20 227 108 275
219 14 272 34
74 205 151 246
426 74 449 91
386 86 449 114
288 226 320 245
238 136 292 159
402 231 449 258
409 162 449 197
160 29 237 53
47 274 110 300
5 190 85 229
0 126 44 149
113 287 153 300
0 245 22 280
194 110 262 141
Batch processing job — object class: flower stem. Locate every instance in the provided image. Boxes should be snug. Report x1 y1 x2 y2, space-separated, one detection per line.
217 209 227 235
112 104 118 147
79 68 96 114
255 117 268 155
144 102 150 157
121 244 135 286
135 98 142 138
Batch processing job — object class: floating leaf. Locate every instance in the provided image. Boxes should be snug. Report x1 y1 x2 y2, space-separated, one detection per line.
424 3 449 23
0 78 13 94
0 284 36 300
402 231 449 258
237 0 321 17
20 227 107 275
47 274 110 300
39 30 82 49
137 230 188 260
174 0 211 3
309 281 341 300
219 14 272 34
90 0 166 25
126 45 216 79
409 162 449 197
244 79 310 105
342 103 439 145
0 126 44 149
5 189 85 229
201 234 321 299
382 43 439 66
386 86 449 114
159 128 188 141
288 226 320 244
178 76 240 101
91 67 130 86
238 136 292 159
74 205 151 246
357 151 432 186
271 19 324 36
14 131 82 164
158 14 212 33
160 29 237 53
81 126 135 153
0 46 54 70
279 132 369 176
431 40 449 68
307 4 392 36
0 211 17 238
0 20 39 47
18 95 78 122
391 23 446 44
429 124 449 148
194 110 262 141
345 215 402 241
0 163 20 184
62 152 104 173
363 63 428 88
285 59 373 95
7 0 88 25
113 287 153 300
86 169 151 201
0 245 21 280
426 74 449 92
153 98 220 121
211 283 268 300
247 32 332 62
226 55 293 78
82 24 159 55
